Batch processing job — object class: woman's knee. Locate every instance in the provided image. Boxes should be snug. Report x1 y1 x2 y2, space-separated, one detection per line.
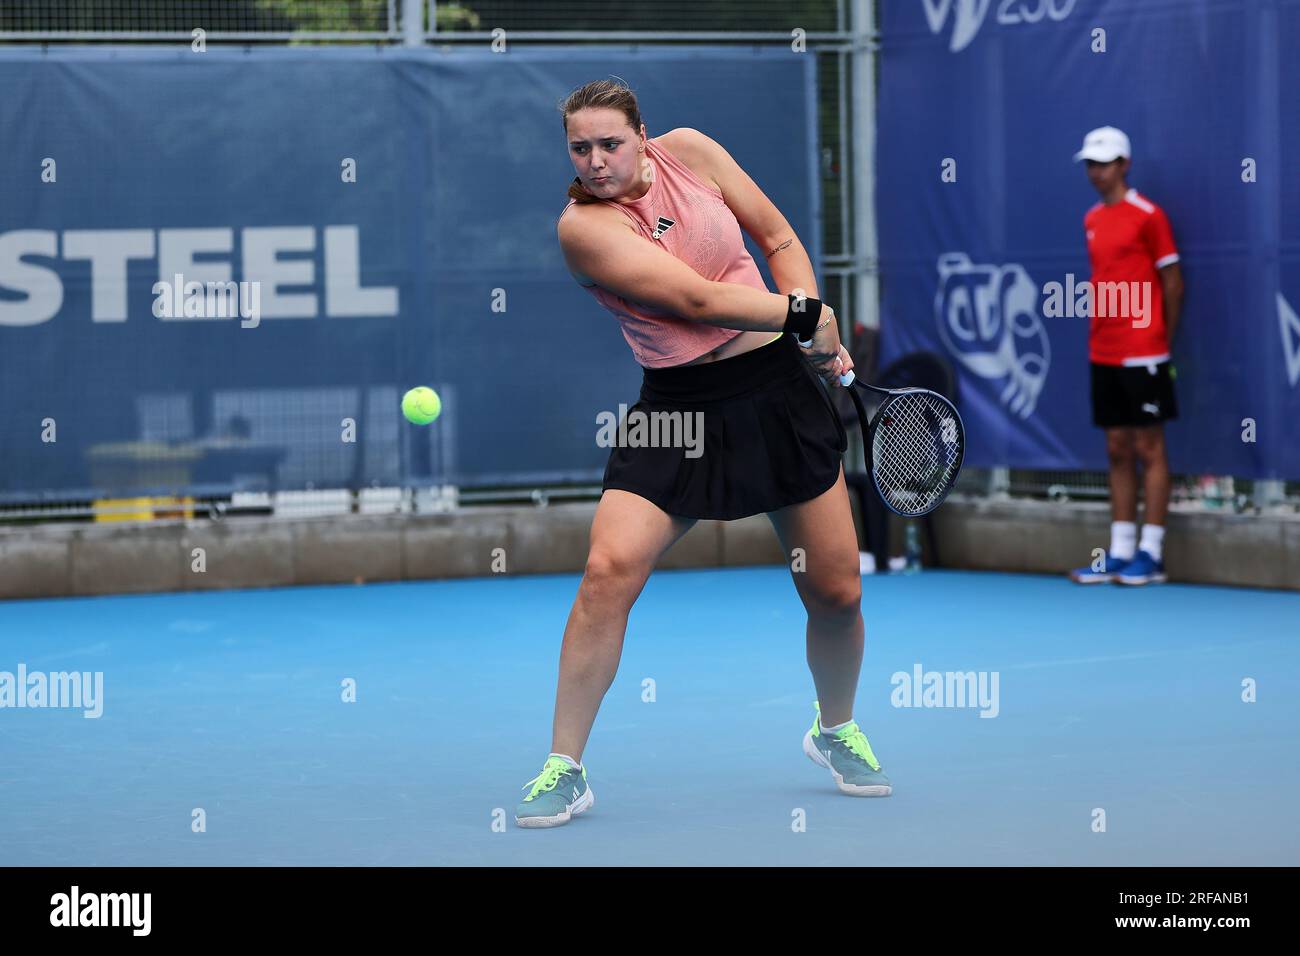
580 548 650 607
802 575 862 618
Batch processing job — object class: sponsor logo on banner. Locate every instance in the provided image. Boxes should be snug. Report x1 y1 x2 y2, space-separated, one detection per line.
923 0 1077 53
0 225 397 326
934 252 1050 418
1279 292 1300 388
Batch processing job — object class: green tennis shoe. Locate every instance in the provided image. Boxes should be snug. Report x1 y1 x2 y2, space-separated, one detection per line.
802 702 892 796
515 755 594 828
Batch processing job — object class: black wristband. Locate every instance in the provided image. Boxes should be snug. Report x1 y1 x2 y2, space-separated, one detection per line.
784 293 822 339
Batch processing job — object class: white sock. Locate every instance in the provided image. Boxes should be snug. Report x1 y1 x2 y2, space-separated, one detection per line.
549 752 581 770
1138 524 1165 562
1110 521 1137 561
820 718 852 735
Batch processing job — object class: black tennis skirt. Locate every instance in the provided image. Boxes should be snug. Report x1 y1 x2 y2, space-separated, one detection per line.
602 333 848 520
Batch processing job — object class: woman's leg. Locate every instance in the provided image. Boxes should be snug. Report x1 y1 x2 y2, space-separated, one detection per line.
766 467 864 727
550 489 696 762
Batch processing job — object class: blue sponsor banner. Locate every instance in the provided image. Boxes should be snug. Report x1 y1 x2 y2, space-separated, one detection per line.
0 46 820 502
877 0 1300 478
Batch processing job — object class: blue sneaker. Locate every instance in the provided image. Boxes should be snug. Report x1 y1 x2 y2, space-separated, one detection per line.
802 702 892 797
1115 549 1167 585
515 755 594 828
1069 550 1131 584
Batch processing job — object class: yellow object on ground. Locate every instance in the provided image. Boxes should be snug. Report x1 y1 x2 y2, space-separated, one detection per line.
93 497 195 522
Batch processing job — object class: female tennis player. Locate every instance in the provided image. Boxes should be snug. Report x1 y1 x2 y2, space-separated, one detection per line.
516 79 891 827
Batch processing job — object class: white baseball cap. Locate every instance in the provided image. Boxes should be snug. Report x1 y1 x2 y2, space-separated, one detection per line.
1073 126 1131 163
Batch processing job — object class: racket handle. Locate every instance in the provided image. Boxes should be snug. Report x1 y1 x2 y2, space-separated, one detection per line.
839 369 855 387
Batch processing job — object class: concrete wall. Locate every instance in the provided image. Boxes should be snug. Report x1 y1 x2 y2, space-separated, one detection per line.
928 497 1300 590
1 498 1295 600
0 505 787 601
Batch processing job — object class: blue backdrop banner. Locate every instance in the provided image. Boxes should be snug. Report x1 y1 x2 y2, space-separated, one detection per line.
0 46 820 502
876 0 1300 478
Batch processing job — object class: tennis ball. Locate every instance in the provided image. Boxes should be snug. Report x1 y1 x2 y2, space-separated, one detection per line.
401 386 441 425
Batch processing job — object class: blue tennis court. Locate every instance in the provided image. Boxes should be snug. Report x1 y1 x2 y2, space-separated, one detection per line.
2 568 1295 866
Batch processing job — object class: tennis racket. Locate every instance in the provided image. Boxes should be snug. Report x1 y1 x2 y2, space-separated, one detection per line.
837 369 965 517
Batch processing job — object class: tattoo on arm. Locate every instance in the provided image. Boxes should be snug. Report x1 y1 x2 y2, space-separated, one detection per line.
765 238 793 259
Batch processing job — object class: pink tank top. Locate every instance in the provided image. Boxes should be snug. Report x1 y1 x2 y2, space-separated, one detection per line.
558 136 765 368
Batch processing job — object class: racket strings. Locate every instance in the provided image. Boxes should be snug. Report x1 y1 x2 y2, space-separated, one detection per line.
872 392 962 514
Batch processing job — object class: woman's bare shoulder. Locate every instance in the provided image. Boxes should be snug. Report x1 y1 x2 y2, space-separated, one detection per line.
557 202 638 287
655 128 724 194
558 200 637 244
656 127 704 154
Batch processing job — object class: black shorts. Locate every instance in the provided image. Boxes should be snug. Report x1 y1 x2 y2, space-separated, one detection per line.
1090 360 1178 428
602 333 848 520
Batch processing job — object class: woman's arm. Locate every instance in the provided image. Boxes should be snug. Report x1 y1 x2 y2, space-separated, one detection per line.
673 128 820 300
666 129 849 381
558 206 810 332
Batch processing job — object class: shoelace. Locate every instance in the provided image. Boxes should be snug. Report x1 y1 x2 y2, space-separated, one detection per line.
829 723 882 771
521 759 572 801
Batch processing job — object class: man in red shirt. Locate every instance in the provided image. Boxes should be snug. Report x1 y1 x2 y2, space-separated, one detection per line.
1067 127 1185 586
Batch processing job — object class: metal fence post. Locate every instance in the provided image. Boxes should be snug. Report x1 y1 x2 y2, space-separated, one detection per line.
403 0 424 46
990 466 1011 498
850 0 878 333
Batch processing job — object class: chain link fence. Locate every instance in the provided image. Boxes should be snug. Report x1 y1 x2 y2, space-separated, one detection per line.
0 1 397 37
428 0 845 34
0 1 851 38
953 467 1300 514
